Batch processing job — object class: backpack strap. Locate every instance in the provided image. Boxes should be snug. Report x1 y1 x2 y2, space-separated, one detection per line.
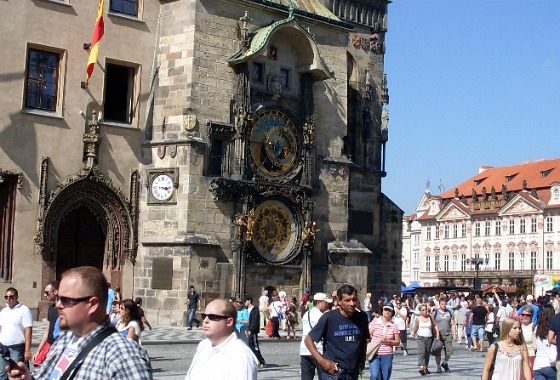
59 326 117 380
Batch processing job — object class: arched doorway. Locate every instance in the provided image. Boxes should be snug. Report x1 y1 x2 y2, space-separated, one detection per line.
56 207 105 277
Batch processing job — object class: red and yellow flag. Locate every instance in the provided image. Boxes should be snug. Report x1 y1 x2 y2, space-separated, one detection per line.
85 0 105 85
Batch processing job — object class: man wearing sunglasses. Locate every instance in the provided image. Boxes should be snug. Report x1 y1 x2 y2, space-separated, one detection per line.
7 266 152 380
0 287 33 379
33 282 59 367
185 299 258 380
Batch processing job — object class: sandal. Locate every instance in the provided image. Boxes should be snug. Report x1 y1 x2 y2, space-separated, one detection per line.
419 369 426 376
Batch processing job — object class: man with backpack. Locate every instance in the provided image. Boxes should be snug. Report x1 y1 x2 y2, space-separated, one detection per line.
433 296 456 373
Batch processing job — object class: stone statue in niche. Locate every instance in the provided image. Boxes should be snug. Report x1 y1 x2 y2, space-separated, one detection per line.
302 221 319 247
362 107 373 139
234 214 247 240
303 117 315 144
267 73 282 96
381 109 389 132
245 208 256 241
268 45 277 60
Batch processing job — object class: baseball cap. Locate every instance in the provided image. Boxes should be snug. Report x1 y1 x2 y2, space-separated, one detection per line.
383 304 394 312
314 292 333 303
527 295 534 301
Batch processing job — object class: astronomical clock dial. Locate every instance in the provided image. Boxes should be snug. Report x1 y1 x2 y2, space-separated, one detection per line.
249 109 301 180
149 172 176 203
251 199 299 264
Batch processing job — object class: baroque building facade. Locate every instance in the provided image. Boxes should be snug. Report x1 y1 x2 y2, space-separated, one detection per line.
0 0 401 323
402 160 560 295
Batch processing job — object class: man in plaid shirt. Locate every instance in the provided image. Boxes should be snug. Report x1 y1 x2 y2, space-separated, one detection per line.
7 266 152 379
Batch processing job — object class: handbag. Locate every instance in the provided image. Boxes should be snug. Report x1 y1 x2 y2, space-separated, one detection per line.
265 319 273 337
366 320 389 362
430 338 443 355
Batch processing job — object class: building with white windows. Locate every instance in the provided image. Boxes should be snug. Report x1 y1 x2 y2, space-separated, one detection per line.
402 159 560 294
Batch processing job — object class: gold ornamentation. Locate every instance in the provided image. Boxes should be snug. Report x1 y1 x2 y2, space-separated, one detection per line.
183 115 197 131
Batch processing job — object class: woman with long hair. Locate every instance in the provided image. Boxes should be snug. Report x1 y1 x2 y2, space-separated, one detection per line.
117 298 144 344
412 303 440 376
368 304 400 380
481 316 532 380
485 304 496 346
532 304 556 380
285 297 298 339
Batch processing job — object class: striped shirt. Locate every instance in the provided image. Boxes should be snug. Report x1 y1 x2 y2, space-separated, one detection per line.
368 317 399 356
33 319 152 380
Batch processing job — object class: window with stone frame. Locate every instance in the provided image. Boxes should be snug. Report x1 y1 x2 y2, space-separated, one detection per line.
207 138 227 177
546 216 554 233
546 250 553 270
461 254 466 271
509 252 515 270
0 175 17 281
452 224 457 238
452 254 457 271
252 62 264 83
103 62 137 124
425 255 431 272
279 68 290 89
434 256 439 272
520 218 526 234
443 255 449 271
24 48 60 112
426 226 431 241
435 227 439 239
494 252 500 270
110 0 138 16
495 221 501 236
530 251 537 271
444 225 449 239
461 223 466 237
519 252 526 270
484 221 491 236
509 219 515 235
531 218 537 233
474 222 481 237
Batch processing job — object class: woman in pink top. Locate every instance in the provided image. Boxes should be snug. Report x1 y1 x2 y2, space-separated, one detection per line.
368 303 400 380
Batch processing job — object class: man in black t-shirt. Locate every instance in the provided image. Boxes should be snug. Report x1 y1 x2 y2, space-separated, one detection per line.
185 285 201 330
305 284 369 380
469 298 488 352
33 281 59 367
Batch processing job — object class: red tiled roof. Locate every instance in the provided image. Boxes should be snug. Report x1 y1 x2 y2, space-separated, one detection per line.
440 159 560 200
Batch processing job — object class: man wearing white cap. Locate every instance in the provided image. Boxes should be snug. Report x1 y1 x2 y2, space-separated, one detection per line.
517 295 539 325
300 292 332 380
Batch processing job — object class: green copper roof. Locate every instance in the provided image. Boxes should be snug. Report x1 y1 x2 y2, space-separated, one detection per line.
229 15 335 80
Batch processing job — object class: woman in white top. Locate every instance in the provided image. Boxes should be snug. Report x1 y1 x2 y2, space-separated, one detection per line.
363 293 372 321
117 298 144 344
485 305 496 346
481 316 531 380
533 304 556 380
519 305 536 369
268 295 283 339
412 303 440 375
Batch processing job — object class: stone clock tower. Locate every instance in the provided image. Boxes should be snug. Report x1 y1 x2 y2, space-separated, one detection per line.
137 0 401 324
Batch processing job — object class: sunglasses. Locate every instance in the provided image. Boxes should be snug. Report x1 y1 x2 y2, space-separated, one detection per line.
58 296 94 307
201 313 230 321
521 313 532 317
4 295 15 300
44 290 54 296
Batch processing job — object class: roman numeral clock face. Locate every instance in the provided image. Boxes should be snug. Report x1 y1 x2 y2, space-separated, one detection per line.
249 109 301 180
150 174 174 201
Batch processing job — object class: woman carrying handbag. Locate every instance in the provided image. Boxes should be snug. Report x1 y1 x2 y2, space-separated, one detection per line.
412 303 440 375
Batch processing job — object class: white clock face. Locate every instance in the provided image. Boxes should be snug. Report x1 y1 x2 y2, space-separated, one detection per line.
151 174 174 201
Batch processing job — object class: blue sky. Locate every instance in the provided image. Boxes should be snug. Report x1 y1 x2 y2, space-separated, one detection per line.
382 1 560 215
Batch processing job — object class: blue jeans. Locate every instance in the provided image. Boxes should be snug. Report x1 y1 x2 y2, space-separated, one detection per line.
187 308 200 328
533 366 556 380
369 354 394 380
471 325 485 340
323 369 360 380
0 345 25 380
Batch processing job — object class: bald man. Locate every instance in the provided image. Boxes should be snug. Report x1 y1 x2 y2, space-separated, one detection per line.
185 299 258 380
7 266 152 379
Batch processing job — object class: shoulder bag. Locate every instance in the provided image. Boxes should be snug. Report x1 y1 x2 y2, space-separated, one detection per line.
366 320 388 362
59 326 117 380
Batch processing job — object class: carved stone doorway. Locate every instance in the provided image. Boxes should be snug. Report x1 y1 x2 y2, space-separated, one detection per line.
56 207 105 277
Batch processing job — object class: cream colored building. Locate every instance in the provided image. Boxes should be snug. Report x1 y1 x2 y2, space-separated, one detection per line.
402 160 560 295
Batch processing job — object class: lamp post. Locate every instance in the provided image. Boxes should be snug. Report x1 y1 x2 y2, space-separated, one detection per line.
466 256 489 292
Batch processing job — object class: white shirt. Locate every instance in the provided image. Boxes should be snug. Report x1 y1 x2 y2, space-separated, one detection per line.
185 332 258 380
0 302 33 346
300 307 325 356
394 308 407 331
269 301 283 317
